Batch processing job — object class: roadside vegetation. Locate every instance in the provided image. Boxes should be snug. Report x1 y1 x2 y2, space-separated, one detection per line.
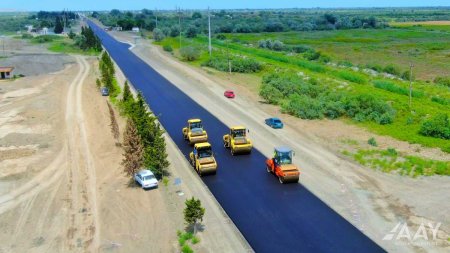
175 197 205 253
0 11 77 33
342 148 450 177
149 20 450 153
97 51 170 179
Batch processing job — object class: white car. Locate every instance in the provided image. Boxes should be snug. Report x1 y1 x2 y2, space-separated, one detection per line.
134 170 158 189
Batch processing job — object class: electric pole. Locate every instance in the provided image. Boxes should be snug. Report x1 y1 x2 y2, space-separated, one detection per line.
409 63 414 108
178 7 182 48
155 8 158 28
208 7 212 57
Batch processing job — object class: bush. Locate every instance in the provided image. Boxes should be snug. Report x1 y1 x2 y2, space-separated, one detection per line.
163 44 173 52
180 46 200 61
431 96 449 105
434 76 450 87
181 245 193 253
203 56 262 73
344 94 395 124
21 33 33 39
215 34 226 40
152 28 165 42
401 70 414 81
366 63 383 72
419 113 450 139
303 49 321 61
337 70 367 84
368 137 377 146
185 25 198 38
191 236 200 244
259 83 283 104
281 94 325 119
373 80 424 97
383 64 400 76
291 45 310 53
258 39 284 51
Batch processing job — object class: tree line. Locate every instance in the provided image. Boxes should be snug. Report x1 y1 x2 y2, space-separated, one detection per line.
94 8 391 36
95 51 170 179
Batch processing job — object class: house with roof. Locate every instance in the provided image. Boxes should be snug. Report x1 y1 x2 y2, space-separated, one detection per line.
0 67 14 79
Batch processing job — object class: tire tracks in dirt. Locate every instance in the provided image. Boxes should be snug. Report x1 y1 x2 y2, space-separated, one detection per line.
64 56 100 252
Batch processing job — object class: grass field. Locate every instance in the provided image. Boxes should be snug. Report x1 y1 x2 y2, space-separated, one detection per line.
154 25 450 152
16 35 100 55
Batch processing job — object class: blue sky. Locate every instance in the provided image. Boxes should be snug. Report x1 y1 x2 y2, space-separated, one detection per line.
2 0 449 11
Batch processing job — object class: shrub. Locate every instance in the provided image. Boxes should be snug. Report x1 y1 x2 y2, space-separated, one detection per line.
203 56 262 73
191 236 200 244
215 34 226 40
152 28 165 41
344 94 395 124
181 245 193 253
431 96 449 105
291 45 310 53
259 83 283 104
258 39 284 51
281 94 325 119
419 113 450 139
185 25 198 38
373 80 424 97
21 33 33 39
368 137 377 146
434 76 450 87
337 70 367 84
401 70 414 81
163 44 173 52
304 49 321 61
383 64 400 76
366 63 383 72
180 46 200 61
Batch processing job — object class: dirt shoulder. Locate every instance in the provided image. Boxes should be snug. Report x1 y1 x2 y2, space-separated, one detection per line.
0 34 251 253
107 30 449 253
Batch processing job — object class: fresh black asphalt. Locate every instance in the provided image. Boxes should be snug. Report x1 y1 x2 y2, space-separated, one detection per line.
88 20 386 253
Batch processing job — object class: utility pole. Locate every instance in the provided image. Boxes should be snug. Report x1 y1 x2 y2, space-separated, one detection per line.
226 39 231 74
208 7 212 57
409 63 414 108
178 7 182 48
2 36 5 57
155 8 158 28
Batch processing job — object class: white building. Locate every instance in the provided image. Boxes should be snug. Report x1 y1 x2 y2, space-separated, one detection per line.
132 27 140 33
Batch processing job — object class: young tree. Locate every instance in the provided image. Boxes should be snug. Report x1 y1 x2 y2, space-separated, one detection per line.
122 80 132 102
107 101 120 143
54 16 64 34
183 197 205 234
122 119 144 177
144 125 169 178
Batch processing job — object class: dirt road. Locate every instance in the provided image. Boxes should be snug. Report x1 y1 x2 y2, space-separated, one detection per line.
108 31 449 253
0 36 250 252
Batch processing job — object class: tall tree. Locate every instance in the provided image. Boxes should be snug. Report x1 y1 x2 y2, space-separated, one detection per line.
122 80 132 102
122 119 144 177
54 16 63 34
144 124 169 178
183 197 205 234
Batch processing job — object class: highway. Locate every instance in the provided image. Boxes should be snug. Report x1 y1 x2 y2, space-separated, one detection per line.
88 20 385 253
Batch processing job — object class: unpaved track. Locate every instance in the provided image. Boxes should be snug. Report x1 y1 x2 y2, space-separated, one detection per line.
0 56 99 252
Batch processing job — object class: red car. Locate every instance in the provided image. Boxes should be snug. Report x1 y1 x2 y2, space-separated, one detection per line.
224 90 235 98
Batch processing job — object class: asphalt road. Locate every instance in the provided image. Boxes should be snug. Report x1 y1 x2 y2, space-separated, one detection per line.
88 21 385 253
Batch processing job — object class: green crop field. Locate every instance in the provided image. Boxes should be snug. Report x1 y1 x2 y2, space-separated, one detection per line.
154 23 450 153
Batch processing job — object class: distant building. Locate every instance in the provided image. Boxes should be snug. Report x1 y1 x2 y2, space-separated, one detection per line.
25 25 33 33
114 26 122 31
0 67 14 80
132 27 140 33
41 27 48 35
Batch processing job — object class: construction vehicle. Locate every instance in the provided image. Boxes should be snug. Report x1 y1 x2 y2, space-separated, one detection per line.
189 142 217 176
265 146 300 184
182 119 208 145
223 126 253 155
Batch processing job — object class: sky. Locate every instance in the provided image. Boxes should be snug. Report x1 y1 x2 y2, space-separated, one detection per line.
1 0 449 11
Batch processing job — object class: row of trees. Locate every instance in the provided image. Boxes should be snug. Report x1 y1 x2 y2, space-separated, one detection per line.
120 81 170 179
95 9 388 35
69 26 102 52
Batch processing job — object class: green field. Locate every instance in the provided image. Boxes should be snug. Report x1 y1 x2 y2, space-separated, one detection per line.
154 24 450 152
